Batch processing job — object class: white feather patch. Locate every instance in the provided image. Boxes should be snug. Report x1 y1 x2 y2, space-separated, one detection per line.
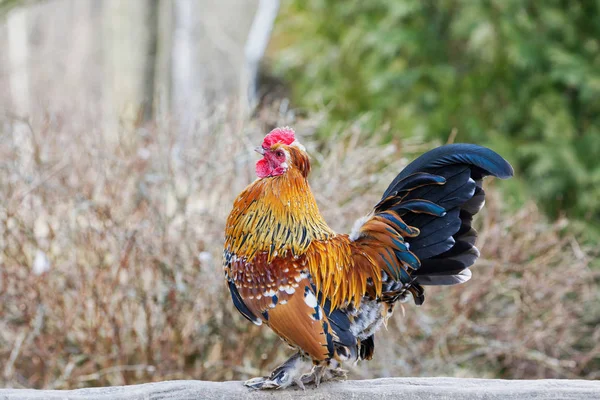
290 140 306 152
349 215 371 241
279 285 296 294
303 291 318 308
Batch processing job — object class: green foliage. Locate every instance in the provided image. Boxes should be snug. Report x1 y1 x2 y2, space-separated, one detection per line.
0 0 39 16
272 0 600 223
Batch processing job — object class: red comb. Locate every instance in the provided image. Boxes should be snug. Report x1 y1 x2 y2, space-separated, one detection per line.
262 127 295 148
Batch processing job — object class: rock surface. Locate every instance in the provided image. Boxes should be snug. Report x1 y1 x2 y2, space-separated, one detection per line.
1 378 600 400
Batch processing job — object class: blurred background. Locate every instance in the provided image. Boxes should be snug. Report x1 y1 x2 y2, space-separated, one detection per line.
1 0 599 389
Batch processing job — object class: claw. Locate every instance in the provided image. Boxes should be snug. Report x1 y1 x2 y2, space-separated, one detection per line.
293 378 306 391
244 375 290 390
244 368 290 390
244 377 272 390
300 365 348 387
244 354 346 390
244 352 307 390
329 367 348 381
301 365 327 387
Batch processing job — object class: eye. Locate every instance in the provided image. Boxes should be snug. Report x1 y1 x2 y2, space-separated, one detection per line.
275 150 284 158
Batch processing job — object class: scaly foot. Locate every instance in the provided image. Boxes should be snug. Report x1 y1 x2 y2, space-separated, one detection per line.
301 365 348 387
244 353 307 390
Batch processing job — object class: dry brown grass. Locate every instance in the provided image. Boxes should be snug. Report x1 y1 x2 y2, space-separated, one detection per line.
0 105 598 389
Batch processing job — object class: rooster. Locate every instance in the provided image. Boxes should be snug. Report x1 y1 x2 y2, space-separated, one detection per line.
224 127 513 389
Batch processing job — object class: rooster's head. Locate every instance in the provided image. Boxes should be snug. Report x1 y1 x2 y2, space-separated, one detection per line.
255 127 309 178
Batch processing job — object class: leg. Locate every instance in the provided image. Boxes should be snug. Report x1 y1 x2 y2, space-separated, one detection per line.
300 359 348 387
244 352 309 390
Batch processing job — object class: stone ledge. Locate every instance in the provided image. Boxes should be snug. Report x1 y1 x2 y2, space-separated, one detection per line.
1 377 599 400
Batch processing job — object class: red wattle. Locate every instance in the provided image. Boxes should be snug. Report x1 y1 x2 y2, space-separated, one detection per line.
256 158 272 178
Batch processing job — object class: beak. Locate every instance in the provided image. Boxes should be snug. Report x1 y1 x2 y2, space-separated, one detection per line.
254 146 265 155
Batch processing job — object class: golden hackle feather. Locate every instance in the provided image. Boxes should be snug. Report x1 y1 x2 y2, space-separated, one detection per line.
303 236 382 310
224 155 333 263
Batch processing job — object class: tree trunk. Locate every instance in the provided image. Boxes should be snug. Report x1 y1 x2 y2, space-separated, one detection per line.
171 0 204 134
102 0 159 143
6 5 30 116
244 0 279 110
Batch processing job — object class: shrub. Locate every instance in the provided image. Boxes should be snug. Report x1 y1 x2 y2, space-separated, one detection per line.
271 0 600 225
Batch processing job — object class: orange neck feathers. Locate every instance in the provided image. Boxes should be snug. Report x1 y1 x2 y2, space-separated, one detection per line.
282 143 311 178
225 153 332 262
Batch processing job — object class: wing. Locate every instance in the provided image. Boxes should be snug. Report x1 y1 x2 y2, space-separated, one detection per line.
224 250 356 361
227 279 262 326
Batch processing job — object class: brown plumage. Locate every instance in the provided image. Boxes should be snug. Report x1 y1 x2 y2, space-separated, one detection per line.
223 127 513 389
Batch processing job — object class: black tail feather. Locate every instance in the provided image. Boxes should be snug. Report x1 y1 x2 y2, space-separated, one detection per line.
376 144 512 291
358 335 375 360
382 144 513 201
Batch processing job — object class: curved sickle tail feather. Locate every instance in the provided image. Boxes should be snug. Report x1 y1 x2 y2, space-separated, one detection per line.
371 144 513 303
